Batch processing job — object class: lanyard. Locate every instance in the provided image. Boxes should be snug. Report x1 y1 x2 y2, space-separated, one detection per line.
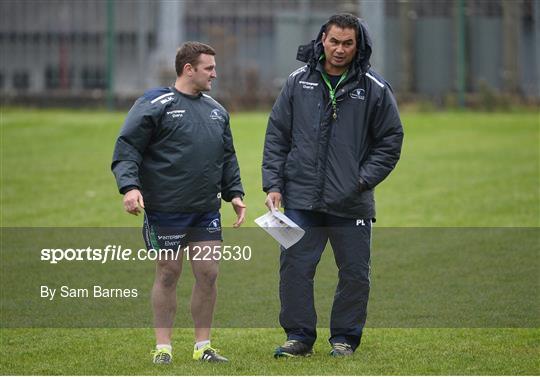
321 70 348 119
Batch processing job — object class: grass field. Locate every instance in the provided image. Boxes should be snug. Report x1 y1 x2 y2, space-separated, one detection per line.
1 108 539 375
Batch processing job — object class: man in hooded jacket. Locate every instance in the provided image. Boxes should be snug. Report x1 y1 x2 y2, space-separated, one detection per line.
263 14 404 357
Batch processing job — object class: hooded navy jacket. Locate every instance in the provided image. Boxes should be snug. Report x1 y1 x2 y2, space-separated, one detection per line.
262 18 404 219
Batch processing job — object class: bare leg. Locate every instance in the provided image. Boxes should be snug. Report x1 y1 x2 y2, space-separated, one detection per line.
152 250 183 344
189 240 220 342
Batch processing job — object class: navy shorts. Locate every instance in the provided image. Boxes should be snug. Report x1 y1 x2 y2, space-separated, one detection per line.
143 210 222 251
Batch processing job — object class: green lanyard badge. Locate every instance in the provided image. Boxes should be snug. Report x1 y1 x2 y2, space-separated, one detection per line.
321 70 348 120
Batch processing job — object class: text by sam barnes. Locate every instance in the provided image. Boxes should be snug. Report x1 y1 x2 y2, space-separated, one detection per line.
40 285 138 300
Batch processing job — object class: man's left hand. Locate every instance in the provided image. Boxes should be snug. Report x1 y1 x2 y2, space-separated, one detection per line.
231 197 246 228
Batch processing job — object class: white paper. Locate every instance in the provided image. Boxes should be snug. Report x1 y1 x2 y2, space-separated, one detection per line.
255 209 305 249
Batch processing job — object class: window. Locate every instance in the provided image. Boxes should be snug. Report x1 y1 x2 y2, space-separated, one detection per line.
13 71 29 90
81 67 106 89
45 66 74 89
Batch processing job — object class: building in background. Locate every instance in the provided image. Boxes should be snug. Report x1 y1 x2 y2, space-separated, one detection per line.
1 0 538 108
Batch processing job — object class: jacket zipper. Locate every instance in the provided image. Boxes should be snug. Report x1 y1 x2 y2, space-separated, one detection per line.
318 79 360 208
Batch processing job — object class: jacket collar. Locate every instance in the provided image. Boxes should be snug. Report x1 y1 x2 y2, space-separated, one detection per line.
171 85 203 100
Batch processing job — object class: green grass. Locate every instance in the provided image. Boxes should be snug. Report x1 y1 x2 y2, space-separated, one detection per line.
1 328 538 375
1 108 539 375
1 109 538 227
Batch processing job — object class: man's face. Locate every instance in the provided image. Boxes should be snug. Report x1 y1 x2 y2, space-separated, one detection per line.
321 25 357 71
189 53 217 92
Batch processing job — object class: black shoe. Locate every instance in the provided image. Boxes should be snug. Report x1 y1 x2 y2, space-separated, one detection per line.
274 340 313 358
329 342 354 357
193 344 229 362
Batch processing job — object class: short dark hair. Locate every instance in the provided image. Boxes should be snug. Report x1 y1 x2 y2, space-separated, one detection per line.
175 42 216 76
325 13 359 40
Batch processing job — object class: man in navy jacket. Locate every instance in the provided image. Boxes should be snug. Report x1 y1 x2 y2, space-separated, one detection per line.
263 14 403 357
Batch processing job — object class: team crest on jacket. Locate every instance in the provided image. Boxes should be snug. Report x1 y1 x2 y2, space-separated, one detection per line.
210 108 225 121
350 88 366 100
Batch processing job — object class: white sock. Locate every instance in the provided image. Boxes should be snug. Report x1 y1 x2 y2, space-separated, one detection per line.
195 340 210 350
156 343 172 352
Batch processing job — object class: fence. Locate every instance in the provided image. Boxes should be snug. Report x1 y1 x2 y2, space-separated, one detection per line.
1 0 538 109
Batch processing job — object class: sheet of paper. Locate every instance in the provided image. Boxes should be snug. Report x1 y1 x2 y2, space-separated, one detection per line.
254 210 305 249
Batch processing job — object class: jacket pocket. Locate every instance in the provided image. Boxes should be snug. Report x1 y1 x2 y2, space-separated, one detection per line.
323 142 362 209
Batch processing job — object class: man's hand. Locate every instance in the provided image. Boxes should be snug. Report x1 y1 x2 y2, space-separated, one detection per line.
123 189 145 216
231 197 246 228
265 192 282 211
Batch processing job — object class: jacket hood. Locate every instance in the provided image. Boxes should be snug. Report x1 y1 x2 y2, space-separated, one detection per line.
296 17 373 74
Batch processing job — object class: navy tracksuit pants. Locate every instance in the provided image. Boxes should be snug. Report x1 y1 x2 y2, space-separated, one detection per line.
279 209 372 350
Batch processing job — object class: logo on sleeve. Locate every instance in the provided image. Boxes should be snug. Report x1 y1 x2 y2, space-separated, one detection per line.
210 108 225 121
350 88 366 100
